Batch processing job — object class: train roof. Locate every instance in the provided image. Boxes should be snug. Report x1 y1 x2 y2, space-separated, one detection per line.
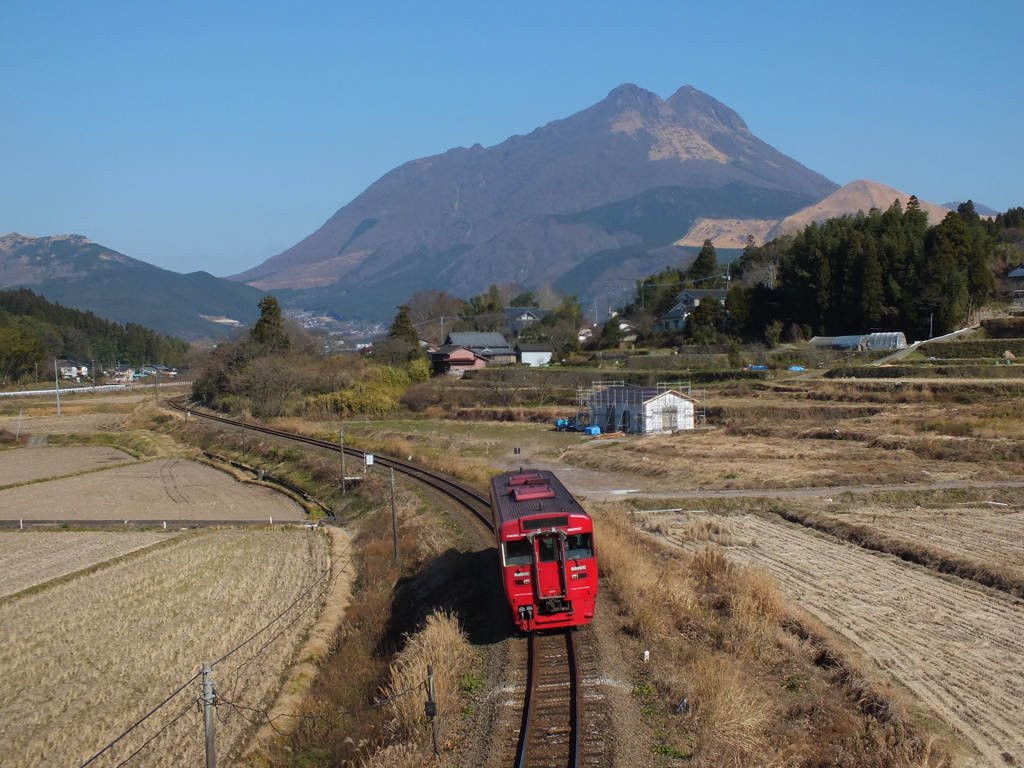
491 469 589 525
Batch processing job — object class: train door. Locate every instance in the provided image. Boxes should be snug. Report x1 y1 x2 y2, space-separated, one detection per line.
532 533 567 608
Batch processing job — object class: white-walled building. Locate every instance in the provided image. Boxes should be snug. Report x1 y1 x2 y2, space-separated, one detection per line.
588 385 696 434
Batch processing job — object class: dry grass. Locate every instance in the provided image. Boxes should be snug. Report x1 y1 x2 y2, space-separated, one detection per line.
379 611 473 747
0 528 331 768
592 505 955 767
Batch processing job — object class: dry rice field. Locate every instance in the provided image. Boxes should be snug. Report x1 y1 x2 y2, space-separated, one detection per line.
818 498 1024 585
644 510 1024 767
0 452 306 521
0 531 177 597
0 445 136 487
0 528 332 768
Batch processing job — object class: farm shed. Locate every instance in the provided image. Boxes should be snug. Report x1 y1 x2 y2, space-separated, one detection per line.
865 332 908 351
515 343 554 367
588 385 696 434
808 333 907 351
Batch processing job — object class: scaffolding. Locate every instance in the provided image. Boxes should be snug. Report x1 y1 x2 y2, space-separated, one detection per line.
579 380 707 433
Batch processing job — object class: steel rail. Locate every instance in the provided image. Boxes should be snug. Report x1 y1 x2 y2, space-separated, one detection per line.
167 396 493 528
169 397 583 768
516 630 580 768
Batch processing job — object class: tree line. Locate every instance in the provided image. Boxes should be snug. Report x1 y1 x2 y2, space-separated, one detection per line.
0 288 189 384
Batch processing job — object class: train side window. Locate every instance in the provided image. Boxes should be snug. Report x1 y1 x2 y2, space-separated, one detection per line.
504 540 532 566
537 537 559 563
565 533 594 560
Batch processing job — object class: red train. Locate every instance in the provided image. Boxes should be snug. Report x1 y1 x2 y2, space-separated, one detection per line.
491 469 598 632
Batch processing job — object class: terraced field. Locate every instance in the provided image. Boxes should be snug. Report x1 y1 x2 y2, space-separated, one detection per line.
0 531 177 597
648 511 1024 766
0 529 331 768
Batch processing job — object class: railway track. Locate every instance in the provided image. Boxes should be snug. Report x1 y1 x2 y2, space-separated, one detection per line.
517 630 581 768
166 396 492 526
168 396 587 767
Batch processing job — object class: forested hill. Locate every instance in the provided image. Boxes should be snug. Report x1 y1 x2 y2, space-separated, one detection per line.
728 201 1024 342
0 233 265 340
0 288 188 384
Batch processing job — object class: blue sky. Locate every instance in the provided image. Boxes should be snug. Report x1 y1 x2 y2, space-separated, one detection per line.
2 0 1021 277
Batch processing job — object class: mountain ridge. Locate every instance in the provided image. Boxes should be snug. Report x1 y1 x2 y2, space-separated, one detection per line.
230 84 838 317
0 232 265 340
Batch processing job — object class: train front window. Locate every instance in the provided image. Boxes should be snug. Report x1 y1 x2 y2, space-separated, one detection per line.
537 536 559 563
504 539 532 566
566 533 594 560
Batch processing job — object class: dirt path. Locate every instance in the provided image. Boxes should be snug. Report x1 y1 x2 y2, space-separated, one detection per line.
649 511 1024 766
506 458 1024 503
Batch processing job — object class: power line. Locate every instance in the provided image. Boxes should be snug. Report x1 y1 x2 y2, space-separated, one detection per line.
216 678 427 729
111 698 198 768
79 672 202 768
79 538 353 768
211 543 352 669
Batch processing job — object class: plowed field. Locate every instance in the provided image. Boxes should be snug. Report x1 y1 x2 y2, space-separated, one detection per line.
0 445 135 486
0 455 305 521
649 511 1024 766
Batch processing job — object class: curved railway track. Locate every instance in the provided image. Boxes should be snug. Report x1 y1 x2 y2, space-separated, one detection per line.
168 396 584 768
167 396 492 526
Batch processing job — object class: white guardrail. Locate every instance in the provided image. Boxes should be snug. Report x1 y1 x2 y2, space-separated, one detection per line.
0 384 134 397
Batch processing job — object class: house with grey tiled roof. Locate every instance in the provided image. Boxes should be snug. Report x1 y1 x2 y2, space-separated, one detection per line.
443 333 516 365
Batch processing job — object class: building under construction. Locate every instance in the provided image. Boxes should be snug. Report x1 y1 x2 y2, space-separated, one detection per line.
581 381 705 435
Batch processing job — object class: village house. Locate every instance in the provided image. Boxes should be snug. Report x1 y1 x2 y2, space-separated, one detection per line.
656 288 729 331
503 307 551 334
515 342 554 367
55 359 88 381
428 345 488 377
443 332 516 365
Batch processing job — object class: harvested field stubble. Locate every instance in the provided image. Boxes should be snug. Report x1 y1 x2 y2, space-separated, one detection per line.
652 509 1024 766
593 506 954 767
0 531 178 597
0 529 331 768
765 496 1024 598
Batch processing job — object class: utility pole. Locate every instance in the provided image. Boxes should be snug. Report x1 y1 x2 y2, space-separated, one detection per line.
340 431 346 495
202 662 216 768
54 360 61 415
391 467 399 564
425 665 440 758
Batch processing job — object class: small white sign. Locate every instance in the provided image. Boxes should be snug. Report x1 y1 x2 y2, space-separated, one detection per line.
365 454 374 466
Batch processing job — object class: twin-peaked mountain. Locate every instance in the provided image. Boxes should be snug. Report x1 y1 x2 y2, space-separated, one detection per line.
231 84 839 320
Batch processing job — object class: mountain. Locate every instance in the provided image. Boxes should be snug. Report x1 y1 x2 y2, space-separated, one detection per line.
0 233 266 340
767 180 953 240
232 84 838 320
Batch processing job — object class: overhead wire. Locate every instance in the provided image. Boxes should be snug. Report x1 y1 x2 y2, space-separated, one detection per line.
80 534 352 767
216 678 427 731
78 671 201 768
